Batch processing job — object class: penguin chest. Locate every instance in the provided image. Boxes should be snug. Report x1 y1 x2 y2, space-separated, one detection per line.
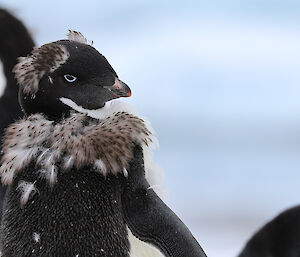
1 167 130 257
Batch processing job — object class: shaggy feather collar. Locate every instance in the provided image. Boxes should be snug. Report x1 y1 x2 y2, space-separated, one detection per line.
0 101 155 186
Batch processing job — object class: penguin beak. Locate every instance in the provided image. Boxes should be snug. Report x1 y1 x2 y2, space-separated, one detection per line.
104 78 131 98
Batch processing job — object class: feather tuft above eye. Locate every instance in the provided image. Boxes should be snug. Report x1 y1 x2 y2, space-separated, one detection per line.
67 30 93 45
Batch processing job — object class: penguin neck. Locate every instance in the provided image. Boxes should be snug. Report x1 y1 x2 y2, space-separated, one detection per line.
22 110 70 124
45 110 72 123
22 102 72 123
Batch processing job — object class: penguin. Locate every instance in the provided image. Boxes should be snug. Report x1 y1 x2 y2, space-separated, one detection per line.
238 206 300 257
0 31 207 257
0 8 35 218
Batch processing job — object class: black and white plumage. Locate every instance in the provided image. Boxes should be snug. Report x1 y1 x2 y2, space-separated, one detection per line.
238 206 300 257
0 31 207 257
0 8 35 218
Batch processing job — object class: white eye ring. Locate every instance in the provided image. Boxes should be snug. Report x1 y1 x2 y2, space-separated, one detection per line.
64 74 77 83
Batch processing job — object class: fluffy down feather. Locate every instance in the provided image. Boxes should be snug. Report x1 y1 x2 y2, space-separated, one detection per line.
0 102 165 198
17 180 38 205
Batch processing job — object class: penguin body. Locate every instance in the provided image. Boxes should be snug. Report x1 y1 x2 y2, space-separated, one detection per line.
238 206 300 257
0 32 206 256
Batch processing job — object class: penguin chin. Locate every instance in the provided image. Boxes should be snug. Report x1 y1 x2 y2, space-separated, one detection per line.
59 97 135 121
59 97 105 115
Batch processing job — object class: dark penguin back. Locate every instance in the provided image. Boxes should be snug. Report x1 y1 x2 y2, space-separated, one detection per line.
1 163 130 257
0 8 34 139
0 9 34 220
238 206 300 257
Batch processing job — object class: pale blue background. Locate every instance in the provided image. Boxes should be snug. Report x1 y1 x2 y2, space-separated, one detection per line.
1 1 300 256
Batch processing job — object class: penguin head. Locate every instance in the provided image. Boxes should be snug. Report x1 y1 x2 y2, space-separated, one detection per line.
14 31 131 120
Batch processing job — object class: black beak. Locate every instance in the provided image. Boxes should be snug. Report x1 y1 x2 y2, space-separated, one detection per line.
104 78 131 98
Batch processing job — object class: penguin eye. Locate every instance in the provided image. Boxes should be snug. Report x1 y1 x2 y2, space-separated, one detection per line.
64 74 77 83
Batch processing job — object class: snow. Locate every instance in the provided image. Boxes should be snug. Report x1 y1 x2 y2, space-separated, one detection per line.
33 232 40 243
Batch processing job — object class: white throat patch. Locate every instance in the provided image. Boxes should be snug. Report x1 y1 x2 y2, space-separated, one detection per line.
59 97 139 120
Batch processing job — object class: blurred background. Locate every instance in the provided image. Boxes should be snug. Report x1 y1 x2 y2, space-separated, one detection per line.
1 0 300 256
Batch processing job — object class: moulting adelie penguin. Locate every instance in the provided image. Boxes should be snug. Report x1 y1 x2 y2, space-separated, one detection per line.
0 8 35 218
0 31 207 257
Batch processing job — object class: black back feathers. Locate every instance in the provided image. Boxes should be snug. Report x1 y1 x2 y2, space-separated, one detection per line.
0 7 34 141
238 206 300 257
0 8 34 218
